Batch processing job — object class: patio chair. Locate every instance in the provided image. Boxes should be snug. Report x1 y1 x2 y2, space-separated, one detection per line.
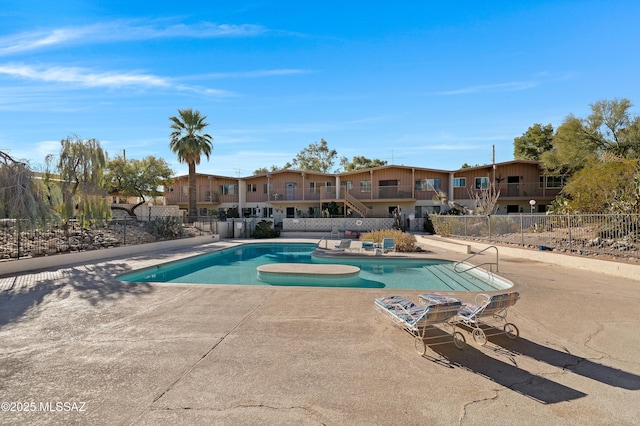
374 293 466 355
334 239 351 251
347 240 363 253
455 292 520 346
382 238 396 252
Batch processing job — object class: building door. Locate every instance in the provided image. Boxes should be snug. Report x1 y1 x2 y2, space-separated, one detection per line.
285 182 295 200
507 176 520 196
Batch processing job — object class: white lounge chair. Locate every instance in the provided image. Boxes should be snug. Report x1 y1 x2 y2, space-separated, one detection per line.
374 293 466 355
453 292 520 346
334 239 351 251
330 226 339 238
347 240 363 253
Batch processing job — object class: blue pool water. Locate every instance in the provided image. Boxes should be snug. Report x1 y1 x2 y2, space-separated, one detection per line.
117 243 512 291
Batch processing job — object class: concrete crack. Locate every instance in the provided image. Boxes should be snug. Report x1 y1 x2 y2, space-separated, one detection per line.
459 391 499 425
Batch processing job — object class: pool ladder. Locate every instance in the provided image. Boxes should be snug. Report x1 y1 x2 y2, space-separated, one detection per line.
453 245 499 273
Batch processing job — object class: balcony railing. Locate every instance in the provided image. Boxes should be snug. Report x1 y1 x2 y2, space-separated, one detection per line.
165 190 223 204
347 184 415 201
452 182 562 200
164 181 564 205
496 182 562 198
269 185 335 202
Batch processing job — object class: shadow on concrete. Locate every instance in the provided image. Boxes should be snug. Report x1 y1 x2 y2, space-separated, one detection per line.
0 262 153 329
417 328 587 404
486 335 640 391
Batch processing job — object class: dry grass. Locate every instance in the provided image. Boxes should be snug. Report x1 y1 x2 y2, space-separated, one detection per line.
360 229 416 252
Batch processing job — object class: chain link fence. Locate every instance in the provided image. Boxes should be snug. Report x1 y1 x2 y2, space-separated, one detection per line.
430 214 640 258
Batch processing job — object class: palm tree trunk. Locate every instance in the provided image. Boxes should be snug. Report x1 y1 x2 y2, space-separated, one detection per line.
188 162 197 222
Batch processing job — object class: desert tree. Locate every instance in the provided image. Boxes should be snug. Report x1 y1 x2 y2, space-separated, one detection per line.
104 154 174 217
285 138 337 173
56 135 110 221
339 155 387 171
513 123 554 160
0 150 51 222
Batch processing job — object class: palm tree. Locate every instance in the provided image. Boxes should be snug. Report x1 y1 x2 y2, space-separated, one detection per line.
169 108 214 222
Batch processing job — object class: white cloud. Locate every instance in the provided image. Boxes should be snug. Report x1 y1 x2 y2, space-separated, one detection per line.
436 81 537 95
0 21 268 56
0 140 60 167
0 63 168 88
185 69 310 80
0 63 234 95
0 28 92 55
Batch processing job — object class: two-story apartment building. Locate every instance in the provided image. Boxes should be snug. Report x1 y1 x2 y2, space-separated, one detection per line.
164 160 563 219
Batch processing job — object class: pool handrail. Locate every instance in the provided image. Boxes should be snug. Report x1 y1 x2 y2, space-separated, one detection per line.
454 245 499 273
316 237 327 249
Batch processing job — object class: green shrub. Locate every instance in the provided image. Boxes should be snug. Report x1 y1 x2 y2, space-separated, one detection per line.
253 220 280 239
146 216 184 240
491 217 520 235
423 214 436 234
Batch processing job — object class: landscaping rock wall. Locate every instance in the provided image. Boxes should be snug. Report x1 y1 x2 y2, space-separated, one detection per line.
0 222 157 260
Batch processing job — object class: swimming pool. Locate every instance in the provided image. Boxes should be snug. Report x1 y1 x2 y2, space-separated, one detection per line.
117 242 512 291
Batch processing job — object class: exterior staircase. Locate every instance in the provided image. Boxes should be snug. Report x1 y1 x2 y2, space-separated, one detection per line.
344 192 371 217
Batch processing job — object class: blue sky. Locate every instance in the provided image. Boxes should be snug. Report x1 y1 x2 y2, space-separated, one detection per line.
1 1 639 177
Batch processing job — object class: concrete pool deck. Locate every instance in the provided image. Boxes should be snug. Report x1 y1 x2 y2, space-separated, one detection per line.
0 236 639 425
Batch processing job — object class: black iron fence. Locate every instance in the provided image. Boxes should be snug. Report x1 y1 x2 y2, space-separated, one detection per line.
0 215 262 261
0 216 188 260
5 213 640 262
431 214 640 258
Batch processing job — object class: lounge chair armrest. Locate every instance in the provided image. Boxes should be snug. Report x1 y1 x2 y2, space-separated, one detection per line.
475 293 491 306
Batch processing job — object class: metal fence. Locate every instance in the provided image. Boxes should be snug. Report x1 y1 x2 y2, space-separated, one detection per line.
0 216 187 260
430 214 640 258
6 213 639 262
0 215 264 261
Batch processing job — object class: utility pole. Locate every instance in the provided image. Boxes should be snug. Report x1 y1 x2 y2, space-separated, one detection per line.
492 144 496 184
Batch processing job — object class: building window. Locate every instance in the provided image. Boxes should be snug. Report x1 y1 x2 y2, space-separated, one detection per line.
247 184 257 192
263 183 272 194
219 184 237 195
309 182 316 193
415 178 441 191
181 185 189 196
345 181 353 190
325 181 333 193
453 178 466 188
360 180 371 192
474 177 489 190
540 176 564 188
